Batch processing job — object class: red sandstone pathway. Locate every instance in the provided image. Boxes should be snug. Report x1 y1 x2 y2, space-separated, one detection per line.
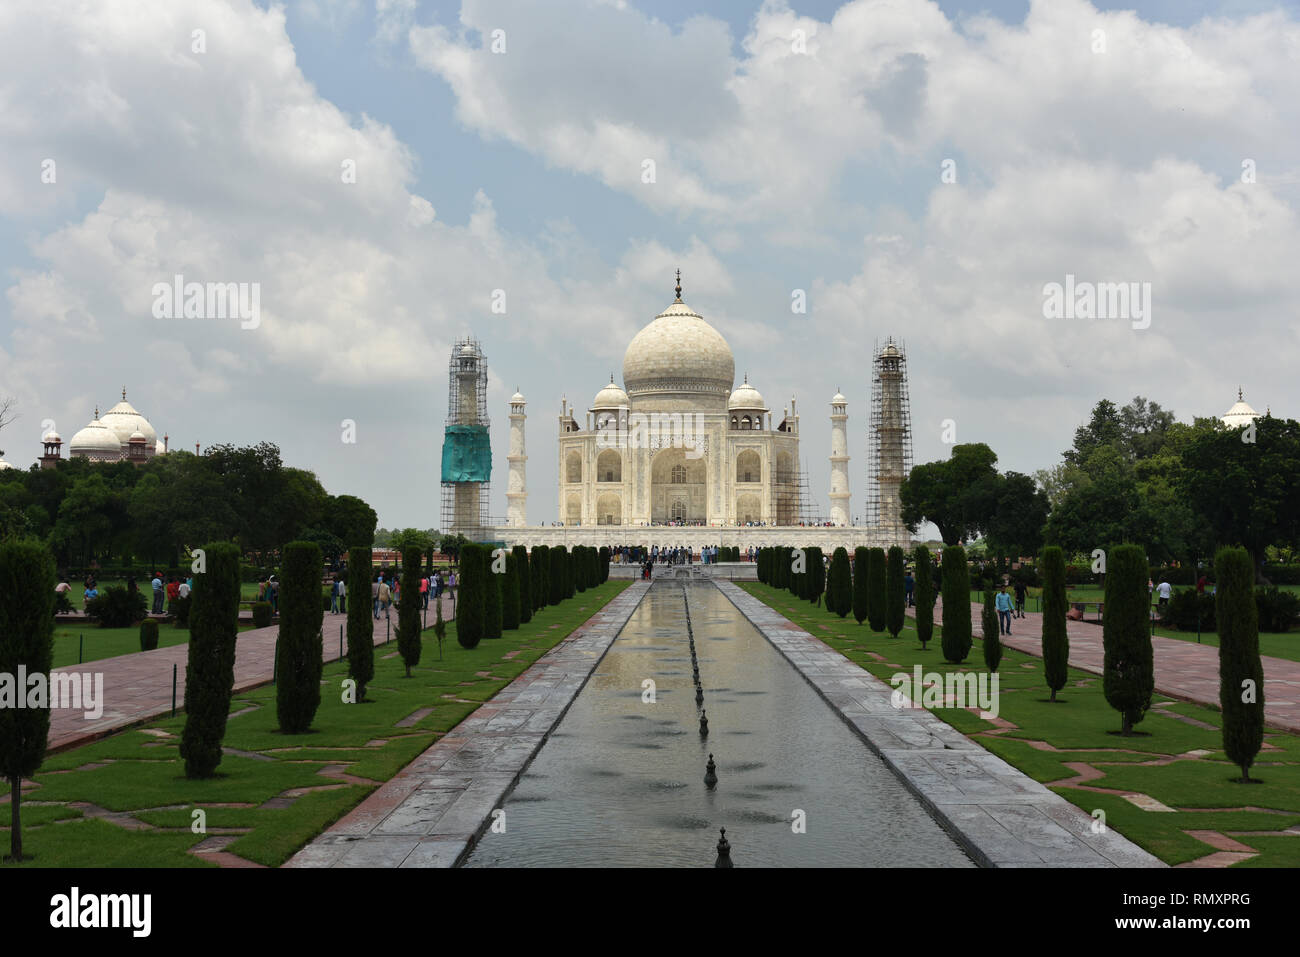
919 599 1300 733
46 594 457 753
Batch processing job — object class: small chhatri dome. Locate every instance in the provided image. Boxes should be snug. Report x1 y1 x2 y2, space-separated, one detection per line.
728 373 766 410
832 389 847 404
0 457 14 471
43 429 61 442
510 388 526 404
592 374 630 409
1222 386 1260 428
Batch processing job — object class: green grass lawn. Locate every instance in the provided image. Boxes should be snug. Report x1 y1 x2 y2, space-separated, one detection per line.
741 582 1300 868
968 586 1300 662
52 622 258 669
4 580 629 868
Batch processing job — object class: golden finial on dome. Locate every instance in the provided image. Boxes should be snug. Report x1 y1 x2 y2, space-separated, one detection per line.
94 406 99 419
674 269 682 302
122 387 127 401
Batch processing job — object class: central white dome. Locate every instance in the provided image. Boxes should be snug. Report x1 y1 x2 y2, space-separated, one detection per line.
100 393 157 449
622 294 734 408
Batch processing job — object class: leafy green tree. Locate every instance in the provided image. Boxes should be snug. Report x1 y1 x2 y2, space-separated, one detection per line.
346 547 375 700
502 551 522 630
0 539 55 861
940 546 972 662
1182 416 1300 581
1216 546 1264 781
1102 544 1153 736
1040 546 1069 702
180 542 241 778
900 444 1000 545
981 589 1002 672
984 472 1049 560
397 546 423 676
852 547 869 624
914 546 935 650
456 544 486 648
325 494 377 549
867 547 887 632
886 546 905 638
276 541 324 733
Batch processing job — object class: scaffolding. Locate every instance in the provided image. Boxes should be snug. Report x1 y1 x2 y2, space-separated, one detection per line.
867 337 913 541
440 337 492 533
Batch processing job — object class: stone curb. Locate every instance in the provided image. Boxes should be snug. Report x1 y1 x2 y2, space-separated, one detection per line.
715 581 1165 869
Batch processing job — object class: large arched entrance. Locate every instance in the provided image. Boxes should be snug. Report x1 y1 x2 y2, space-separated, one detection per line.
650 447 706 524
596 492 622 525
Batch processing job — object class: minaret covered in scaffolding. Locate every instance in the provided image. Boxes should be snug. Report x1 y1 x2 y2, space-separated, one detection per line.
440 338 492 534
867 338 912 544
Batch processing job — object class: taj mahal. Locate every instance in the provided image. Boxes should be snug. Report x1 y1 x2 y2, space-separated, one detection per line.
440 273 913 553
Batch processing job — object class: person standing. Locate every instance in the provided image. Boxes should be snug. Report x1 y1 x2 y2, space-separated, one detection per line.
372 575 381 619
378 578 392 620
151 572 164 614
904 570 915 608
1013 579 1027 618
338 577 347 614
330 576 340 614
1157 579 1172 613
995 585 1014 635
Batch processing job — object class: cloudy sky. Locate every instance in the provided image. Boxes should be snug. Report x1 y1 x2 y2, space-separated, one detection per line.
1 0 1297 530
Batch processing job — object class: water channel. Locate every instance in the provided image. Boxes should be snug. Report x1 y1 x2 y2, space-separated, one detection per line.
463 581 974 867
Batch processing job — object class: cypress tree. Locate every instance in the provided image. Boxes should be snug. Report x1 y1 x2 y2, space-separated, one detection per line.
397 546 423 676
867 547 887 632
981 589 1002 672
1217 546 1264 782
532 545 548 612
573 546 587 592
599 546 611 583
852 547 869 624
180 541 241 778
0 539 55 861
484 548 503 639
276 540 324 734
1102 544 1153 736
914 545 935 650
826 548 850 617
886 546 906 639
456 544 485 648
346 547 374 700
512 545 532 624
812 547 828 607
1041 546 1069 701
549 546 565 605
940 545 972 663
503 551 521 630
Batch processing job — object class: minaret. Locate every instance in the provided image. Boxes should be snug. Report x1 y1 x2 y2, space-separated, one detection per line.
440 338 492 533
40 429 63 469
829 390 850 526
869 338 912 544
507 389 527 527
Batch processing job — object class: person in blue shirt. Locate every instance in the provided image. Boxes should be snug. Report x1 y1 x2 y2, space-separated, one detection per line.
904 570 915 607
995 585 1014 635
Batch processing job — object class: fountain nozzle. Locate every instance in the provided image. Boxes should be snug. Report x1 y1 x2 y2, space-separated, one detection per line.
699 710 709 736
704 753 718 788
715 827 733 868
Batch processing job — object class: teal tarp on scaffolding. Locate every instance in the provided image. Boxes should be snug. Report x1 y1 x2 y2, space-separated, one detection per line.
441 425 492 483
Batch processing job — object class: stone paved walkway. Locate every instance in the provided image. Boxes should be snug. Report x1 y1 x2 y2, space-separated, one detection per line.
285 582 651 868
718 581 1164 868
921 599 1300 733
46 594 455 753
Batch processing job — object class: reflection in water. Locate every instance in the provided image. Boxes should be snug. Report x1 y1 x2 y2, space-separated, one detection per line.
463 582 973 868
